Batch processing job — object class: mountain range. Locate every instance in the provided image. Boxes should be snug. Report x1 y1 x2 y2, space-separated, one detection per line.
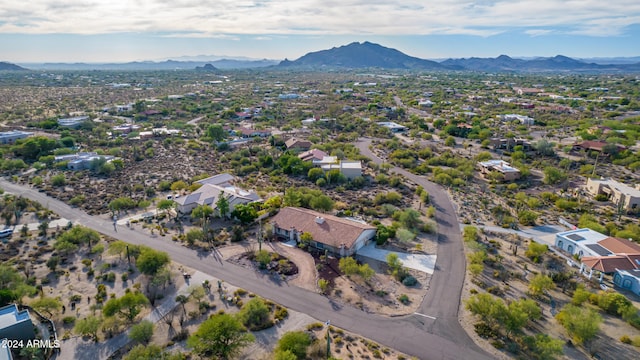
3 42 640 72
279 42 640 72
0 62 27 71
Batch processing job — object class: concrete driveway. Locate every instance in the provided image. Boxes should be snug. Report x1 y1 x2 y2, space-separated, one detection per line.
357 242 437 274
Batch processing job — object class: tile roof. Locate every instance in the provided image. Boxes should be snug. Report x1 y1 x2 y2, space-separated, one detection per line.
581 256 638 273
298 149 327 162
270 207 375 250
598 237 640 255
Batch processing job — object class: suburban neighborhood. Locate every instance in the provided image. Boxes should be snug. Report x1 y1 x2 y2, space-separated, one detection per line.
1 46 640 360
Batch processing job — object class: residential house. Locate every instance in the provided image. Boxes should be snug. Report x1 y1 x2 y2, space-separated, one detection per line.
0 130 32 145
298 149 328 162
54 152 115 170
285 138 312 151
112 124 141 134
585 178 640 212
477 160 521 182
57 116 89 128
614 269 640 296
555 228 640 281
377 121 407 133
513 87 544 96
270 207 376 257
498 114 534 125
489 138 532 151
0 304 35 342
313 156 338 167
572 141 625 153
321 160 363 179
236 127 271 138
174 174 261 215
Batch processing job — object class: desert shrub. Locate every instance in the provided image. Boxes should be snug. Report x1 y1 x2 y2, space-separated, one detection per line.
402 275 417 287
398 294 410 305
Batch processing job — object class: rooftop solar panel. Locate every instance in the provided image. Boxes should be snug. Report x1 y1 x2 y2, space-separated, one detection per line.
586 244 612 256
567 234 585 241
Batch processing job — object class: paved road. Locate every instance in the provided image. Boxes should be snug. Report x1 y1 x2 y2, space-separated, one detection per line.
1 177 492 360
355 138 489 355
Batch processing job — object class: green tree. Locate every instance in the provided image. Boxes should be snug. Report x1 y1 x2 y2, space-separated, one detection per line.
339 257 360 277
525 242 548 263
216 195 230 218
309 195 334 212
170 180 188 192
206 125 227 142
275 331 312 360
555 304 602 345
231 204 258 224
51 174 66 187
528 274 555 297
103 291 149 322
124 344 184 360
543 167 567 185
307 168 324 181
466 293 506 327
30 296 62 317
237 297 272 330
187 313 254 359
191 204 214 221
129 320 154 344
396 209 422 230
136 248 170 276
157 199 175 216
463 226 479 242
524 334 564 360
74 315 102 340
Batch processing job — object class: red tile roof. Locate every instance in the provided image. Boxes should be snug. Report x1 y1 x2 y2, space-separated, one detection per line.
270 207 375 250
581 256 638 273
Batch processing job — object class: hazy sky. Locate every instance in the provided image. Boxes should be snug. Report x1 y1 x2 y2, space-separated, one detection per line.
1 0 639 63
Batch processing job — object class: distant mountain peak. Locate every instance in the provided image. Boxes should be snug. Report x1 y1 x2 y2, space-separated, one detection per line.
278 42 446 70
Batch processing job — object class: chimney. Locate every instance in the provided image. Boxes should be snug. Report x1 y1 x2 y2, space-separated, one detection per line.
315 216 325 224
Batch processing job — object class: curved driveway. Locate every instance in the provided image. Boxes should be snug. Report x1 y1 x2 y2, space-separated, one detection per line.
1 172 490 360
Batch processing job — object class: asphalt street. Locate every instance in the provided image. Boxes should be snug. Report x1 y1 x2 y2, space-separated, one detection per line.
1 165 492 360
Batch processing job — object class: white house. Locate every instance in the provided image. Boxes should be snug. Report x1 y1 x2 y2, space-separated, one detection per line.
54 152 115 170
174 174 261 215
0 130 32 145
270 207 376 257
614 269 640 296
498 114 534 125
377 121 407 133
585 178 640 213
57 116 89 128
321 160 363 179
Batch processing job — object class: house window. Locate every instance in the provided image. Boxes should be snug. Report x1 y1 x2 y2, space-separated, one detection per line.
567 245 574 254
623 279 632 289
557 240 563 249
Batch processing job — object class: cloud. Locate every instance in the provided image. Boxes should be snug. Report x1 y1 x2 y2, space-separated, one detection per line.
0 0 638 38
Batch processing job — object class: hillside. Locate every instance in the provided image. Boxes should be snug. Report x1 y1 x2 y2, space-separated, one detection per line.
278 41 447 70
0 61 27 71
